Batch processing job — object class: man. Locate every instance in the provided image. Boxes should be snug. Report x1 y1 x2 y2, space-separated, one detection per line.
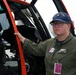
15 12 76 75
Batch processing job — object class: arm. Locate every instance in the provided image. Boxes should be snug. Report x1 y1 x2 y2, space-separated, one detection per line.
14 32 46 56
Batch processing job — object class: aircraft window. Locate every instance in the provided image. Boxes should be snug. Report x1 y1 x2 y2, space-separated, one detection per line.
9 2 35 27
0 13 10 33
35 0 58 38
13 9 35 28
0 13 11 50
21 8 36 27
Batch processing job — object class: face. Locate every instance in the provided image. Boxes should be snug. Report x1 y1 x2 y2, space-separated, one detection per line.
51 21 71 36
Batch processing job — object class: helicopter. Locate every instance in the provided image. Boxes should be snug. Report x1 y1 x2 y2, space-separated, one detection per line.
0 0 75 75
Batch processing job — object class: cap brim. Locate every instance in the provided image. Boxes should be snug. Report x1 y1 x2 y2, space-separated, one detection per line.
50 19 67 24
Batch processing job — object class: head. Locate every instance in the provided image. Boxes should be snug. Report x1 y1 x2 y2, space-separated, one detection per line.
50 12 72 36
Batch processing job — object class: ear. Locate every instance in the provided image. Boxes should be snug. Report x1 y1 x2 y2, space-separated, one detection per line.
68 24 71 30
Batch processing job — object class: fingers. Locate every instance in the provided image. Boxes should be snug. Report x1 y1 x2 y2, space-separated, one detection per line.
14 32 19 35
14 32 21 37
14 32 21 38
14 32 25 43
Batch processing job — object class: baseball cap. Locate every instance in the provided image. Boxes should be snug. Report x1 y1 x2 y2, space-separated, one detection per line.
50 12 72 24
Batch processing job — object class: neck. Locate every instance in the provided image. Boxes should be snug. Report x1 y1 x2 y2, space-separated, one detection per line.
57 32 70 41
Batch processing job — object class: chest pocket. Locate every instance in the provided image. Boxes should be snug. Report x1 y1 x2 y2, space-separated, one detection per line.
57 49 67 54
52 48 68 62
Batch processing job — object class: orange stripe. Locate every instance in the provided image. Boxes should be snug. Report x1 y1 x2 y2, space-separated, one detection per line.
3 0 27 75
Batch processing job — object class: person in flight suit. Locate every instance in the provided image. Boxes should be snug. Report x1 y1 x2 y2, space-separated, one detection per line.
14 12 76 75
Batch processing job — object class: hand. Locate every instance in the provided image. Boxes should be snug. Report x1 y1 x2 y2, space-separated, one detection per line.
14 32 25 43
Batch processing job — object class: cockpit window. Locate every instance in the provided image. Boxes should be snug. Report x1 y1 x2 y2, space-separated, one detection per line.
9 2 35 27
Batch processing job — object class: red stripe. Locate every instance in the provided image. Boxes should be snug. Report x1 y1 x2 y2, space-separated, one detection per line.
3 0 27 75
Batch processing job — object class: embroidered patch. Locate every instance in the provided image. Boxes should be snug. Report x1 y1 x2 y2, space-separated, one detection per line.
58 49 67 53
49 48 55 53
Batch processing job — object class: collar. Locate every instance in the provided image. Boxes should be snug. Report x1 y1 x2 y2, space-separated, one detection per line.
54 33 73 45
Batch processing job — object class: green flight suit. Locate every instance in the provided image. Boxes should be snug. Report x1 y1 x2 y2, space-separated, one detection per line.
23 34 76 75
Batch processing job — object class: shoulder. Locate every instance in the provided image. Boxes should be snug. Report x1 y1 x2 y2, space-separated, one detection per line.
70 35 76 45
42 38 55 45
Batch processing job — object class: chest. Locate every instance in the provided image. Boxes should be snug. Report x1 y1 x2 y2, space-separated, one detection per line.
45 42 76 64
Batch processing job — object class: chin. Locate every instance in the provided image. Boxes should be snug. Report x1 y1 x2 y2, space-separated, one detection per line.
54 33 61 35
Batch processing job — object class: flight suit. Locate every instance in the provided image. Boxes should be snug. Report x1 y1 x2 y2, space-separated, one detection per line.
23 33 76 75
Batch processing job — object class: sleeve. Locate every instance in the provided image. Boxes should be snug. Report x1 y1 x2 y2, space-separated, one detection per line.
23 38 51 56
